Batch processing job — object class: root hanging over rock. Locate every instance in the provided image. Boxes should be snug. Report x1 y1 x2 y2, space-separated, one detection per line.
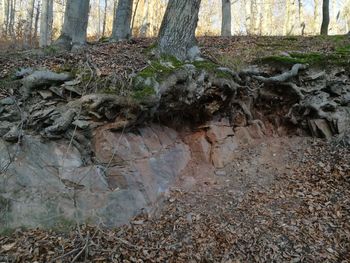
21 70 73 99
1 60 349 148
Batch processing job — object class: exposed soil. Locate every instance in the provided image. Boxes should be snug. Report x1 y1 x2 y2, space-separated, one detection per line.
1 136 349 262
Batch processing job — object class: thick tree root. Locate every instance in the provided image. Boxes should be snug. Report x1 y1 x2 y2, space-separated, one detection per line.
22 70 72 99
1 62 349 149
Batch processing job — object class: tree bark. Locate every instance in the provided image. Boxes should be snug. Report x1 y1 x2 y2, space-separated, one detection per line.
320 0 330 35
3 0 9 36
221 0 232 36
40 0 53 47
0 0 3 35
33 0 41 41
9 0 15 37
111 0 134 41
55 0 90 49
314 0 320 34
131 0 141 35
102 0 108 37
157 0 201 61
24 0 35 47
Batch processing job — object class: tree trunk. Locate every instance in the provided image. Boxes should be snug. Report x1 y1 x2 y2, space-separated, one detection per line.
221 0 231 36
102 0 108 37
111 0 134 41
3 0 9 36
24 0 35 47
0 0 3 35
284 0 298 35
33 0 41 41
250 0 258 34
40 0 53 47
320 0 330 35
131 0 141 35
55 0 90 49
157 0 201 61
314 0 320 34
9 0 15 37
140 0 149 37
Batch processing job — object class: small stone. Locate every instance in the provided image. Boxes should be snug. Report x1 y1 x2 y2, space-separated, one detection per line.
72 120 90 129
38 90 53 99
0 97 15 106
3 126 20 142
0 121 12 136
215 170 227 176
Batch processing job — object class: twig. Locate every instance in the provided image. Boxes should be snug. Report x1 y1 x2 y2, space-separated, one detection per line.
49 248 81 263
71 233 90 263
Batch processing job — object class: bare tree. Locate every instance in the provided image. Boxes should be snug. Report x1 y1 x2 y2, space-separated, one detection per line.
314 0 321 34
111 0 134 41
8 0 15 37
221 0 232 36
102 0 108 37
33 0 41 41
55 0 90 49
320 0 330 34
24 0 35 47
40 0 53 47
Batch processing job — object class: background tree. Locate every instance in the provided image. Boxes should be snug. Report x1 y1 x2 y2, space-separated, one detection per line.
24 0 35 47
33 0 41 41
40 0 53 47
111 0 134 41
221 0 232 36
55 0 90 49
157 0 201 61
313 0 321 34
102 0 108 37
320 0 330 34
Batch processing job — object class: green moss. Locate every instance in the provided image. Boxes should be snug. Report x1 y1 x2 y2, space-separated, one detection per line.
261 52 323 65
132 86 156 100
143 43 158 54
260 49 350 67
99 36 110 43
57 64 79 76
43 45 60 55
215 55 247 71
335 44 350 55
138 56 184 80
214 69 232 79
192 60 218 71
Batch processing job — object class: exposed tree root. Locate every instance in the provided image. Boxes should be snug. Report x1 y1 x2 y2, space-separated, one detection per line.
1 63 349 151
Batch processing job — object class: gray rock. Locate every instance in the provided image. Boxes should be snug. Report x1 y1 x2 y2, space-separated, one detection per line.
0 97 15 106
3 125 20 142
38 90 53 99
0 124 192 230
72 120 90 129
0 121 12 137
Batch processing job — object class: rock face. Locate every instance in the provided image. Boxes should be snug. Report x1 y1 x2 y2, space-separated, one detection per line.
0 119 250 230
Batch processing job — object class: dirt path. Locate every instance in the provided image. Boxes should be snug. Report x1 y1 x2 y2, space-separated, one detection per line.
1 137 349 263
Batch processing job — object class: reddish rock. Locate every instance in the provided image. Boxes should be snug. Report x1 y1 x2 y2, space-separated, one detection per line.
211 136 238 168
247 122 265 139
183 131 211 163
205 118 234 144
235 127 253 145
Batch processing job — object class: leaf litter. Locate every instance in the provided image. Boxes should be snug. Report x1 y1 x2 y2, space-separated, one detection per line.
0 137 349 262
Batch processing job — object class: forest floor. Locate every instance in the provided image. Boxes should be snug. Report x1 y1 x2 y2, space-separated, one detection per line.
0 137 349 262
0 36 350 262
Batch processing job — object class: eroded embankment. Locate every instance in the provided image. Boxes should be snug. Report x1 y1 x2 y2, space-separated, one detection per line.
0 56 350 231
